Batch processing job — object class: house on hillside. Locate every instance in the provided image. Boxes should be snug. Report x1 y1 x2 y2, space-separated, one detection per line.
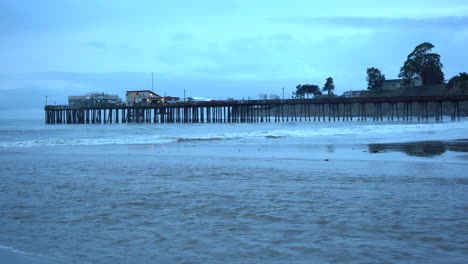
343 90 364 97
382 79 422 90
68 93 122 106
126 90 161 106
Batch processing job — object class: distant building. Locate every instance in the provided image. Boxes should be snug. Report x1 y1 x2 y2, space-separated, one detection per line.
269 94 280 100
186 97 210 102
161 96 180 103
343 90 363 97
259 94 267 100
382 79 422 90
68 93 122 106
126 90 161 106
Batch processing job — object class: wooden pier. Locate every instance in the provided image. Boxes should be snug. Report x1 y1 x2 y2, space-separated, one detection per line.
44 95 468 124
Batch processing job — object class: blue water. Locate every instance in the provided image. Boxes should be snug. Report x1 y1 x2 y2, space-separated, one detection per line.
1 119 468 263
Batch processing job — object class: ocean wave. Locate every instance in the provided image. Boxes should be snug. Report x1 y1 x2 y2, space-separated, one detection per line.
1 120 466 148
0 244 32 255
0 137 176 148
176 136 237 142
0 133 264 148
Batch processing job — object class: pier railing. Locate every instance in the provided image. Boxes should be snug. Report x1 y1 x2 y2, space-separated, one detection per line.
44 95 468 124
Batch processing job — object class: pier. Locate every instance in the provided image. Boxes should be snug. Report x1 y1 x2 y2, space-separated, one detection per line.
44 95 468 124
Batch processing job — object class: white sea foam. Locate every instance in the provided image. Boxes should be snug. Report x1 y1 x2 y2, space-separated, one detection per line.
0 119 466 148
0 244 32 255
0 137 176 148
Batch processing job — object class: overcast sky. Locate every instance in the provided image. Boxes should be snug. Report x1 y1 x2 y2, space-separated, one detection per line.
1 0 467 112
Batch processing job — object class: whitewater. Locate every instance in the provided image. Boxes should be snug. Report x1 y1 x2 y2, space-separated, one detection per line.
1 118 467 148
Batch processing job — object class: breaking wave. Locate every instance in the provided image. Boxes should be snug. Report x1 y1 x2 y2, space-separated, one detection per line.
1 119 467 148
0 244 32 255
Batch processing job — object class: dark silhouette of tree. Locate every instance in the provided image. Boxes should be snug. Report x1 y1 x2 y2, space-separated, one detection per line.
366 67 386 90
420 65 445 85
295 84 321 98
304 84 320 98
447 72 468 89
295 84 305 98
313 88 322 97
322 77 335 97
398 42 444 85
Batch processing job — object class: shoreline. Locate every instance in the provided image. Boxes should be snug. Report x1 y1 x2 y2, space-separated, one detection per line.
3 138 467 166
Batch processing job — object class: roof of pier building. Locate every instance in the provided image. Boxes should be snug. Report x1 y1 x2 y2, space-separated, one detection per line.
68 93 122 106
126 90 161 98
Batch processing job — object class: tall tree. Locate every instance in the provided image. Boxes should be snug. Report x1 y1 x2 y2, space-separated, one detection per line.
296 84 320 98
398 42 444 85
322 77 335 97
447 72 468 89
303 84 320 98
313 87 322 97
295 84 305 98
366 67 386 90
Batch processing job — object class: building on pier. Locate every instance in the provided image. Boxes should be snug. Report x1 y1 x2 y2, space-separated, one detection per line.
68 93 122 106
161 96 181 103
126 90 161 106
186 97 211 102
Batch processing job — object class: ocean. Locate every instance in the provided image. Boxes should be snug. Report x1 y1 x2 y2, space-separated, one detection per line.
1 118 467 263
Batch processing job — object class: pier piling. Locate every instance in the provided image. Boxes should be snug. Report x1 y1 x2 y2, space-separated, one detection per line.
45 96 467 124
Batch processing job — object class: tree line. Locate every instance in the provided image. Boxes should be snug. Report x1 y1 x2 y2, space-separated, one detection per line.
366 42 467 91
294 77 335 99
293 42 466 98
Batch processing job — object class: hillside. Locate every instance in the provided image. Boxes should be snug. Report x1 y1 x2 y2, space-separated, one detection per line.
360 83 468 97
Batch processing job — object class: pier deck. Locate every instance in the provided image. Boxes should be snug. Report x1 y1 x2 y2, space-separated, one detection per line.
44 95 468 124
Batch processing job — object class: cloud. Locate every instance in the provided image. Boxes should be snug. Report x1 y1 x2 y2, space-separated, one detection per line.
87 41 140 58
0 0 241 35
275 16 468 30
172 32 193 42
0 1 106 34
88 41 107 49
0 71 294 112
1 0 467 102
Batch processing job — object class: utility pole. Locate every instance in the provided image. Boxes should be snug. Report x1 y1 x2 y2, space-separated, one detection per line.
282 87 285 101
184 89 186 102
151 72 154 92
45 96 48 106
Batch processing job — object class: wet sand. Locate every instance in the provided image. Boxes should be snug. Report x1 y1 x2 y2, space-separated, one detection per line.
368 139 468 158
118 138 468 164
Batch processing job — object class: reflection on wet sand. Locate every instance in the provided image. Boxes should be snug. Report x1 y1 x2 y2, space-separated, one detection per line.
368 140 468 157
